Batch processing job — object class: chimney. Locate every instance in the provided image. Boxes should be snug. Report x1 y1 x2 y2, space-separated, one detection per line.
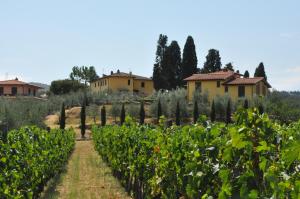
110 71 113 75
117 69 120 73
129 71 132 76
15 77 18 81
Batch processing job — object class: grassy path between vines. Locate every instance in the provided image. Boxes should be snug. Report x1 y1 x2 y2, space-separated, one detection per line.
42 107 131 199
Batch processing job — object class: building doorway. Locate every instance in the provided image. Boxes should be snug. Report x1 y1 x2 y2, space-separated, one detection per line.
11 87 17 96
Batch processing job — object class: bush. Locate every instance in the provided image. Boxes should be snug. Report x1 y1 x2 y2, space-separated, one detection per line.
50 79 86 95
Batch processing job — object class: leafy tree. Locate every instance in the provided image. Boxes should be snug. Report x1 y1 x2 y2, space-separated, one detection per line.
120 104 125 125
139 101 145 125
202 49 222 73
254 62 267 80
70 66 98 85
210 100 216 122
157 99 162 121
181 36 198 84
59 102 66 130
161 41 181 89
101 106 106 126
50 79 85 95
175 101 180 125
80 99 86 138
226 100 231 124
224 62 234 71
153 34 168 90
193 101 199 124
244 70 250 78
244 99 249 109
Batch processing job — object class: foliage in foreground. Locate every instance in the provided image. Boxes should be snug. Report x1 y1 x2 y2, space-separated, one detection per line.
0 127 75 198
93 110 300 199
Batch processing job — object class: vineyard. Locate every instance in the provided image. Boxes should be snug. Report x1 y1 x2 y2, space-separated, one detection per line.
0 126 75 198
93 109 300 199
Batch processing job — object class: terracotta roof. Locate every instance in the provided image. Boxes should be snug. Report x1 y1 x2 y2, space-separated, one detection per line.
224 77 272 88
96 72 152 81
0 79 42 88
184 70 235 81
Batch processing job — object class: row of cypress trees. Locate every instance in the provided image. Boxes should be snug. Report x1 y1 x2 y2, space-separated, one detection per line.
59 99 260 131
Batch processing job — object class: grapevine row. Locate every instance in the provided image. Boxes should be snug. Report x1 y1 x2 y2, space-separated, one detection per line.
93 109 300 199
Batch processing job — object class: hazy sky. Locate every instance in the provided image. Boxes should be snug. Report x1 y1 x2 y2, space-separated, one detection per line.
1 0 299 90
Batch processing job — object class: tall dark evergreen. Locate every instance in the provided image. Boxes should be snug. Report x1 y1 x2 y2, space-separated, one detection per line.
181 36 198 85
224 62 234 71
161 41 181 89
193 101 199 124
153 34 168 90
202 49 222 73
80 100 86 138
157 99 162 121
175 102 180 126
120 104 125 125
101 106 106 126
254 62 267 80
244 99 249 109
226 100 232 124
244 70 250 78
210 100 216 122
59 102 66 130
139 101 145 125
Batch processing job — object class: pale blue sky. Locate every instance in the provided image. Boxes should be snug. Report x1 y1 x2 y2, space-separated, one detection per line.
0 0 299 90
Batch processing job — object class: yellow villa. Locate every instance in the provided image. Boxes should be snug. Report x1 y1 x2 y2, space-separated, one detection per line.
184 70 271 102
90 70 154 96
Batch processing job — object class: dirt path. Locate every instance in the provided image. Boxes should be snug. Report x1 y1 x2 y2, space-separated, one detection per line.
42 107 131 199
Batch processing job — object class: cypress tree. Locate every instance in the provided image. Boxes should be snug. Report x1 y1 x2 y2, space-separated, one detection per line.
139 101 145 125
101 105 106 126
157 99 162 121
161 41 181 89
258 104 264 114
80 100 86 138
210 100 216 122
59 102 66 130
244 70 250 78
181 36 198 85
175 101 180 126
120 103 125 125
224 62 234 71
153 34 168 90
226 100 231 124
254 62 267 80
202 49 222 73
193 101 199 124
244 99 249 109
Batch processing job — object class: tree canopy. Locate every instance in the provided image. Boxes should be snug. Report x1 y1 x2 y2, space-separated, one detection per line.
201 49 222 73
254 62 267 80
70 66 98 85
181 36 198 84
244 70 250 78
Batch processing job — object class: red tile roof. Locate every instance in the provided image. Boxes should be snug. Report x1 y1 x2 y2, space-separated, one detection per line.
184 70 235 81
97 72 152 81
224 77 272 88
0 79 42 88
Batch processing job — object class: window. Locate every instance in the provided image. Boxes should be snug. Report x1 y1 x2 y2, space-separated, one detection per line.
225 86 228 93
95 83 97 87
28 88 31 95
128 79 131 85
217 81 221 88
195 81 202 92
256 84 260 95
105 80 107 85
98 82 100 87
238 86 245 97
11 87 17 96
33 89 36 96
0 87 3 95
141 82 145 88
